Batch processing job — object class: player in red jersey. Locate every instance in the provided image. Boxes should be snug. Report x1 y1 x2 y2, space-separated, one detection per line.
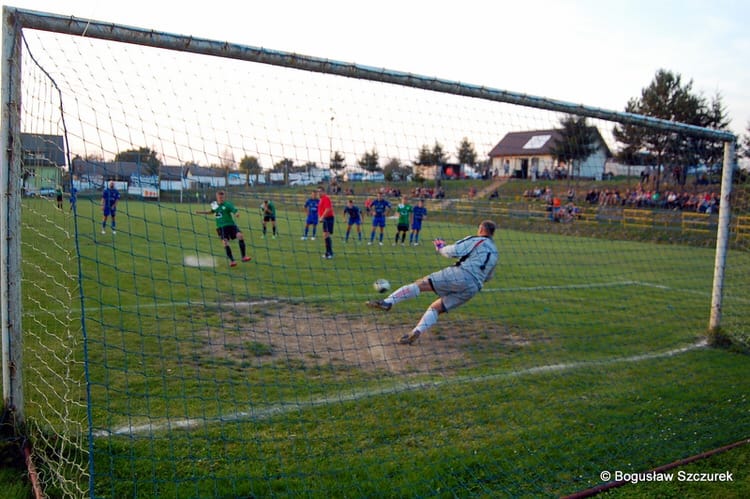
317 186 335 259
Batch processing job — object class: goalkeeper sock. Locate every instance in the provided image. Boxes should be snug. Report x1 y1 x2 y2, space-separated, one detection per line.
415 308 439 333
239 240 246 257
225 246 234 261
387 283 419 305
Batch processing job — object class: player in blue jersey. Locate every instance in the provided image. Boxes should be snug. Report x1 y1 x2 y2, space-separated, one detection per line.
367 191 391 246
302 190 320 240
343 199 363 242
101 181 121 234
409 198 427 245
69 186 78 212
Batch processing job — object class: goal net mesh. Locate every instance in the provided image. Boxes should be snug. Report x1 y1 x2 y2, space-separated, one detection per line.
9 17 750 498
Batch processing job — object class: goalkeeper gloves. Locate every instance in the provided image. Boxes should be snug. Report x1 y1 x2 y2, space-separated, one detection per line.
433 238 446 251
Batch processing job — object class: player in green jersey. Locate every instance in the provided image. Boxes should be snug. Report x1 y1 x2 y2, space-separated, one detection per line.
260 199 277 238
196 191 252 267
394 196 412 246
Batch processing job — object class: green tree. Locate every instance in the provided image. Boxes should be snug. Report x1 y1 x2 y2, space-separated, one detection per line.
676 93 731 184
457 137 477 166
272 158 294 172
743 122 750 159
383 158 411 182
416 142 447 166
549 115 599 178
613 69 728 189
115 147 161 176
358 148 380 172
238 155 262 186
416 145 432 165
273 158 294 184
330 151 346 173
302 161 317 174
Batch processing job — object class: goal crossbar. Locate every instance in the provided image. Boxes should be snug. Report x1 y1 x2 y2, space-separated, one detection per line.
7 6 736 143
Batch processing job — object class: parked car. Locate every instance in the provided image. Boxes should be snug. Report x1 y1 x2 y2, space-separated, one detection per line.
39 187 57 197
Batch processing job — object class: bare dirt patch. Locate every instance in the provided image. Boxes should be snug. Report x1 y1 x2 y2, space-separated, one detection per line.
198 301 527 375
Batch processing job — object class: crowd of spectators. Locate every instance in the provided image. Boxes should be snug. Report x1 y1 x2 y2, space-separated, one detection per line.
380 186 402 198
518 182 722 224
584 187 720 213
523 184 720 214
410 186 446 199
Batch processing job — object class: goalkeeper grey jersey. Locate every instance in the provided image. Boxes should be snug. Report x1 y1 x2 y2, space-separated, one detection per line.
438 236 499 287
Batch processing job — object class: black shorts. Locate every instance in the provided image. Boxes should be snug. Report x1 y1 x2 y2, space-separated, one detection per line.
263 215 276 222
321 216 334 234
217 225 240 240
397 223 409 232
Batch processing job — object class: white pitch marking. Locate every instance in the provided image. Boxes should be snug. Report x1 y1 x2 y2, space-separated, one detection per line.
95 340 707 437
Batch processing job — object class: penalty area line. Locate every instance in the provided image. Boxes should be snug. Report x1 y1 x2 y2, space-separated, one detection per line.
95 340 707 438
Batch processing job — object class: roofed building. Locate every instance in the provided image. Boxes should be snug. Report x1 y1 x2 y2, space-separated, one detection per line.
488 128 611 180
71 158 147 190
21 133 65 195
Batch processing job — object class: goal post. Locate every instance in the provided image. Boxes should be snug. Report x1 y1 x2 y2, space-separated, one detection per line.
2 5 24 423
710 140 736 331
2 6 747 498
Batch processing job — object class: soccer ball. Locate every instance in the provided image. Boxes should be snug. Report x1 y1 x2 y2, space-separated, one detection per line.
373 278 391 293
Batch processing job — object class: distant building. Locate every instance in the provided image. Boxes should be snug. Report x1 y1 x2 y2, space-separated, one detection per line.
159 165 191 191
413 163 472 180
186 166 227 188
488 128 611 179
342 167 384 182
21 133 65 195
21 133 65 166
71 158 143 190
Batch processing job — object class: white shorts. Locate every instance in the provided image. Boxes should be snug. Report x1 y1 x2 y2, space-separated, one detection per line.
427 266 480 312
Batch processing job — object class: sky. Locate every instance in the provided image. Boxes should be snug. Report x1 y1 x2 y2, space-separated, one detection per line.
5 0 750 163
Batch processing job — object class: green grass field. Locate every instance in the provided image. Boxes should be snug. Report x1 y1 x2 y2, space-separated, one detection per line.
7 190 750 498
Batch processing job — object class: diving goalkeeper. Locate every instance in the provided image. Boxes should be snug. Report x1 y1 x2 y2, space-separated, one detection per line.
367 220 499 345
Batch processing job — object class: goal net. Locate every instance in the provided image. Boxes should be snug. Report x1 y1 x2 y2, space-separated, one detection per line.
4 7 749 498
